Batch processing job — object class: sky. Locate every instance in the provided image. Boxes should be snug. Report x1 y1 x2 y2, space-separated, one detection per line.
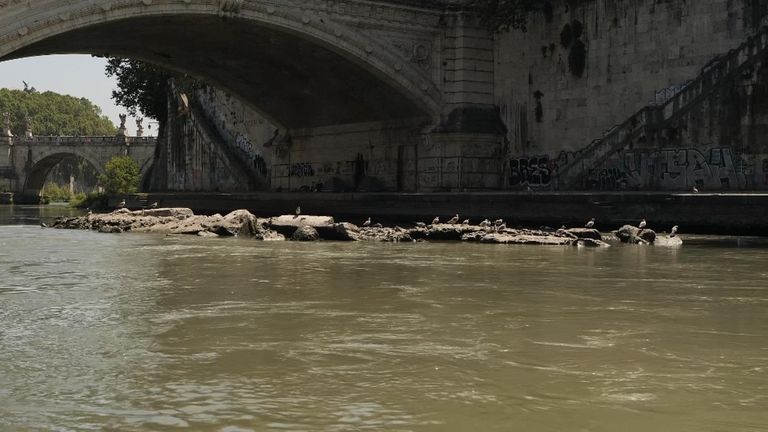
0 54 155 136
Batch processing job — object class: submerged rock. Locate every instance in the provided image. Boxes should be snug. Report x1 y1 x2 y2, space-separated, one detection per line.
615 225 657 244
270 215 335 237
358 226 413 242
565 228 603 240
654 235 683 247
479 232 575 245
291 226 320 241
322 222 361 241
426 223 483 241
577 238 611 247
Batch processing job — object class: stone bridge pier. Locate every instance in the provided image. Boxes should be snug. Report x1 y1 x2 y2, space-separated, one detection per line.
0 0 505 193
0 133 156 202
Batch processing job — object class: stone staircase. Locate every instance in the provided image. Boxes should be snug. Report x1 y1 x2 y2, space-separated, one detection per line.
556 26 768 190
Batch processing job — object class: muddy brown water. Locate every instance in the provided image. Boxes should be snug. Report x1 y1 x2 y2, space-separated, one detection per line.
1 205 767 431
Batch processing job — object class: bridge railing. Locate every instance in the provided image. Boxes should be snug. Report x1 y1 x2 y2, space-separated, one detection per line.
11 136 157 146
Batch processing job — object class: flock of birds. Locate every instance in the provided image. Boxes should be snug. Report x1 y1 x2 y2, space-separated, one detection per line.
292 205 683 237
356 212 680 238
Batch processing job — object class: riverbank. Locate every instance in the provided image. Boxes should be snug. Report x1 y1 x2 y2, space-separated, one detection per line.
100 191 768 236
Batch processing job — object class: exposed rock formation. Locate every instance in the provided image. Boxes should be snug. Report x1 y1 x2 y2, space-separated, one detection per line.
615 225 657 244
291 226 320 241
52 209 681 248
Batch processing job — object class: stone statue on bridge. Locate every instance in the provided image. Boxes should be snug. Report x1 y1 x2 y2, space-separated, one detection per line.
23 115 32 139
117 114 127 137
1 112 11 138
136 117 144 137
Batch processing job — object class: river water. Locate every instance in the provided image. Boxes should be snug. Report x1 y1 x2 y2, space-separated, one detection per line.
1 205 767 431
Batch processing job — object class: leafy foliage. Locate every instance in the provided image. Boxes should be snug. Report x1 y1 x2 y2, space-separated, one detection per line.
41 182 74 202
468 0 553 32
99 156 140 195
0 88 116 136
104 57 172 123
104 57 202 123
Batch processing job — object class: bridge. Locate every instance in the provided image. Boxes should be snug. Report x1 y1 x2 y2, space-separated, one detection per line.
0 132 156 201
0 0 490 129
0 0 503 192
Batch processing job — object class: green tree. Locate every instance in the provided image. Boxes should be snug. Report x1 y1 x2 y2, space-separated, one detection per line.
103 57 201 123
0 88 117 136
468 0 553 32
99 156 140 195
104 57 172 122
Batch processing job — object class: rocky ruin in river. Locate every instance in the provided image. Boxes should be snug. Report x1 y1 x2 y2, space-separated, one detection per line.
50 208 678 246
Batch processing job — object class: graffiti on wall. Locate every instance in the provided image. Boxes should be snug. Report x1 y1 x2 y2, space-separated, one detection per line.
507 147 768 191
587 147 747 190
235 133 255 157
509 155 553 187
508 152 574 188
289 162 315 178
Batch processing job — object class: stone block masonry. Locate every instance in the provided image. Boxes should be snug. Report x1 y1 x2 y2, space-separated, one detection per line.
497 0 768 191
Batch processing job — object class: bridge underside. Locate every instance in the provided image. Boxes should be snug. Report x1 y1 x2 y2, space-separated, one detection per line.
5 15 430 129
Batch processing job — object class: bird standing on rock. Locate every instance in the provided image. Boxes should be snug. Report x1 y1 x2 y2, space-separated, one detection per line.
431 216 440 225
363 217 371 227
494 219 504 227
117 199 126 209
585 218 595 228
462 219 470 225
693 186 699 194
639 219 647 229
479 219 491 227
670 225 679 237
447 214 460 224
295 206 301 217
150 202 158 209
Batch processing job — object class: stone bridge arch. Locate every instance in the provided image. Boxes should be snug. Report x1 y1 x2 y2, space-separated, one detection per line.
22 151 106 197
9 136 157 198
0 0 446 129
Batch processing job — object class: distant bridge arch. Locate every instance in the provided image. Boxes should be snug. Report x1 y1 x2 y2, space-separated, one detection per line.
5 136 156 198
0 0 452 129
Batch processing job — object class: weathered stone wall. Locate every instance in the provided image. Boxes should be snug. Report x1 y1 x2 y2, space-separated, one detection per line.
582 51 768 191
194 87 277 186
150 86 261 192
496 0 768 191
172 87 501 193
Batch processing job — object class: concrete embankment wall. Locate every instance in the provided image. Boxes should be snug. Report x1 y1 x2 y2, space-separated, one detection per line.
124 192 768 236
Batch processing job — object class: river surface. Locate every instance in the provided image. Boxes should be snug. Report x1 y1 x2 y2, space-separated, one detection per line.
1 205 767 431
